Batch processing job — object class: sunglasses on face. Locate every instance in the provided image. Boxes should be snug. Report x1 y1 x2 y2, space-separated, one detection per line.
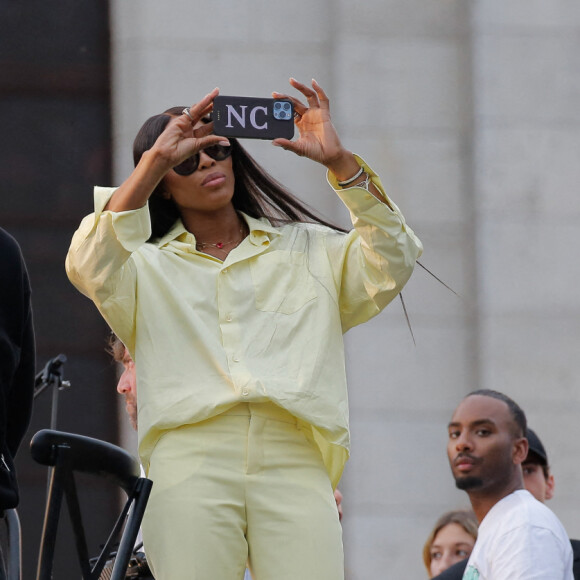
172 144 232 176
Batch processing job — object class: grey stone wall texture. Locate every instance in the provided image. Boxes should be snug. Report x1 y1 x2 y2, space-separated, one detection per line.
110 1 580 577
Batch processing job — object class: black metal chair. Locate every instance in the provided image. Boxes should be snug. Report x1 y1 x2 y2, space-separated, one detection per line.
30 429 153 580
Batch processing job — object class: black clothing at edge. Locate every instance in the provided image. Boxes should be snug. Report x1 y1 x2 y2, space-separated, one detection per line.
0 227 35 511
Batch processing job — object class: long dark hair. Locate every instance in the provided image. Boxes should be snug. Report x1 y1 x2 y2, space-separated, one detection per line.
132 106 347 241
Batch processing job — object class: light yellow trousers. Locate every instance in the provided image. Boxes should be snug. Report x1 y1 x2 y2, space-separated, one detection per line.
142 402 344 580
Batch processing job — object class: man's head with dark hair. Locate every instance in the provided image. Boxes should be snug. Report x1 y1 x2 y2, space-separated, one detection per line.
466 389 527 439
447 390 529 521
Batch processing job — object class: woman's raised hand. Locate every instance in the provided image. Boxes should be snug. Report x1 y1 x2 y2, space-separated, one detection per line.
152 88 230 172
105 89 229 212
272 78 352 172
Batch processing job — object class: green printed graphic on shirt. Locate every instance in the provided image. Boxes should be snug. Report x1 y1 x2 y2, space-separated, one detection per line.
463 565 480 580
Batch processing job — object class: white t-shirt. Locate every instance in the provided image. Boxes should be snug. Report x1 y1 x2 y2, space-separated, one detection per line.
463 489 573 580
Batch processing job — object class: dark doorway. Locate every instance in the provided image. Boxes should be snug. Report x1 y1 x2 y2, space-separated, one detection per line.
0 2 119 577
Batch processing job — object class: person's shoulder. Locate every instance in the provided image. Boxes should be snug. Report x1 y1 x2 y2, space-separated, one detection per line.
283 220 332 234
483 491 566 544
276 220 346 242
512 490 567 527
0 228 27 276
506 489 552 514
492 491 571 559
519 490 563 520
431 559 467 580
571 539 580 579
0 227 21 254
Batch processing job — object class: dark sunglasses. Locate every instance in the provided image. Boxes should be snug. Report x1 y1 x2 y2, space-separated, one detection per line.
172 144 232 176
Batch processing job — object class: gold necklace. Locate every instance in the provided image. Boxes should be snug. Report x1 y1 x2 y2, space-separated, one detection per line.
195 226 246 251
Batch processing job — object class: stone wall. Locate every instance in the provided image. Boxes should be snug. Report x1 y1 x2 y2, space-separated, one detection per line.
110 1 580 577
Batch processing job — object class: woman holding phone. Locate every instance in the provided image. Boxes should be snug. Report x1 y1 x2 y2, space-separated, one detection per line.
66 78 422 579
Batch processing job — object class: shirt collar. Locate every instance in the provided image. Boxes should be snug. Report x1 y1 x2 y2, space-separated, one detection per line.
243 213 281 247
154 212 281 249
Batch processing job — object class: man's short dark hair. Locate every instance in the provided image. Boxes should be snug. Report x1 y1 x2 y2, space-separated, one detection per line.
466 389 527 438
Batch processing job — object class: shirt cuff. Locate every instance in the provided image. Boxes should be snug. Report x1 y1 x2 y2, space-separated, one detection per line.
326 155 404 217
93 186 152 252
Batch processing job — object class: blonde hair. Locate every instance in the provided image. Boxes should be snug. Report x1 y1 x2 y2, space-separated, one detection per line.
422 509 478 576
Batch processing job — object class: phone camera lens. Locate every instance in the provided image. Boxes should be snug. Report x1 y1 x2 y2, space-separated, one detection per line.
283 102 290 110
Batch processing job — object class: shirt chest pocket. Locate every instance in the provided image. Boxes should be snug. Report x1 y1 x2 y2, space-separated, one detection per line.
249 251 317 314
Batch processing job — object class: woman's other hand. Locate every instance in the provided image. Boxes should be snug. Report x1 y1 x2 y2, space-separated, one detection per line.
271 78 360 181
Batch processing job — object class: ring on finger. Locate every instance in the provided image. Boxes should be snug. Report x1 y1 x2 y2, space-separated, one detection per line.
182 108 194 123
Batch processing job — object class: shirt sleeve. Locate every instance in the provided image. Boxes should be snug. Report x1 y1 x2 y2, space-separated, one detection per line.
491 525 573 579
65 187 152 351
325 155 423 332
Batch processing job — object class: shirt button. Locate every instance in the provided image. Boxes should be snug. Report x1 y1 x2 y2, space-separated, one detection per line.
226 314 233 322
241 389 249 397
232 355 240 362
221 269 228 274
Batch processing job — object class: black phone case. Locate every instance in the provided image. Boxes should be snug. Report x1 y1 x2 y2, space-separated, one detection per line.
213 95 294 140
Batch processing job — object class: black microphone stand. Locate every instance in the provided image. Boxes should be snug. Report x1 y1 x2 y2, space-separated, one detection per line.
34 354 71 430
34 355 71 498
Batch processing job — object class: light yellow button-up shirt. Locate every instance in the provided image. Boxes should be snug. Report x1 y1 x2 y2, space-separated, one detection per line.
66 156 422 487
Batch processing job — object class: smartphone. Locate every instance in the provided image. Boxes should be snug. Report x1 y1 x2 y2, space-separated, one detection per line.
213 95 294 140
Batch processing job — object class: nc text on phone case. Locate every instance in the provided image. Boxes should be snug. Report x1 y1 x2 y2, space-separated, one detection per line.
225 105 268 130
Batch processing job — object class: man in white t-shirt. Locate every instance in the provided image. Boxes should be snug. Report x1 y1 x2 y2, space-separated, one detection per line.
447 389 573 579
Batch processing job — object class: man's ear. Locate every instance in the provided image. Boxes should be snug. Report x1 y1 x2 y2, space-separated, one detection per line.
513 436 528 465
545 473 555 501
